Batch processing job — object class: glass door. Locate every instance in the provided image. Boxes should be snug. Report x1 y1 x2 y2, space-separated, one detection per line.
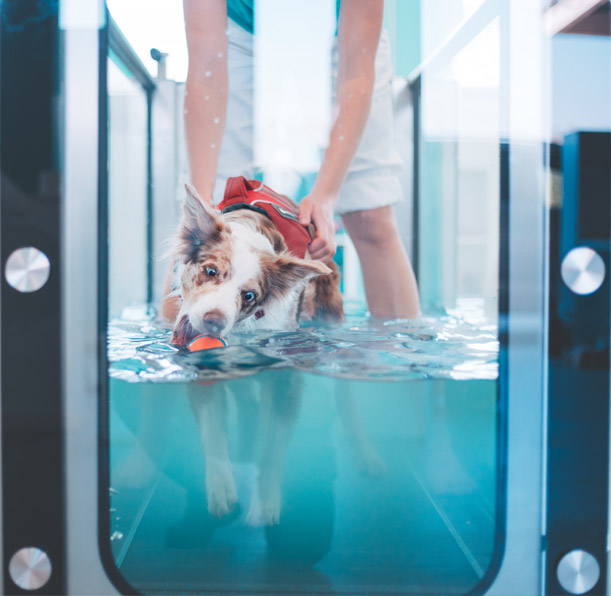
98 2 512 594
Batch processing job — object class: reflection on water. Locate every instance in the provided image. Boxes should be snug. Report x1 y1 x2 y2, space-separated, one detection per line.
109 301 498 384
108 303 498 594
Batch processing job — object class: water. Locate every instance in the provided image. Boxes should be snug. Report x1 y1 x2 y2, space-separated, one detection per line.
107 304 499 594
108 302 498 384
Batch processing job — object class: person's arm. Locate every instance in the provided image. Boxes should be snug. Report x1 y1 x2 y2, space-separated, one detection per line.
299 0 384 261
183 0 229 204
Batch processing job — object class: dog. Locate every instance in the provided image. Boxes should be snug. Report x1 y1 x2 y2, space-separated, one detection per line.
165 180 348 523
169 181 344 344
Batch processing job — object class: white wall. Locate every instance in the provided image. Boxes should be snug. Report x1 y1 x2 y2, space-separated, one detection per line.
552 34 611 141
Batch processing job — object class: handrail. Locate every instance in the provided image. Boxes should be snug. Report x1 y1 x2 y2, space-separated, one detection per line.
106 11 156 304
406 0 499 85
107 12 156 92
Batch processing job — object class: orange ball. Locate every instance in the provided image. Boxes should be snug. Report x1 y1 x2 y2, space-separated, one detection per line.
187 335 227 351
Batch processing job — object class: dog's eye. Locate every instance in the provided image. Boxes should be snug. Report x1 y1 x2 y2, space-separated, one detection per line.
205 267 217 277
243 290 256 302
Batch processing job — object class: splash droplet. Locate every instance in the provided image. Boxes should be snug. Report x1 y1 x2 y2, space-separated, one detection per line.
213 117 220 124
184 109 188 115
217 52 223 58
204 95 210 101
205 70 211 77
110 531 124 541
210 143 216 149
339 135 345 141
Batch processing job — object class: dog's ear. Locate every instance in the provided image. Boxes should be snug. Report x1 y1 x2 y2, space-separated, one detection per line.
183 183 220 228
177 184 228 262
267 254 331 296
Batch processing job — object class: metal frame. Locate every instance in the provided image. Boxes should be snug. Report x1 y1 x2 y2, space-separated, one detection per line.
1 3 66 594
544 134 610 594
488 0 549 593
544 0 609 35
61 0 120 593
63 4 163 593
407 0 548 594
107 13 156 304
409 76 421 280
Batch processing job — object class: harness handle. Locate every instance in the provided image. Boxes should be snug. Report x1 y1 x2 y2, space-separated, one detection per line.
223 176 251 204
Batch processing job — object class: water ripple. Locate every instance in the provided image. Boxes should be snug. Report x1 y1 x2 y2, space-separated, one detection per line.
108 306 499 383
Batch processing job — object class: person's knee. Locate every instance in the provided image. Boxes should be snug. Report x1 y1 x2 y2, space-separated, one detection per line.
341 207 399 250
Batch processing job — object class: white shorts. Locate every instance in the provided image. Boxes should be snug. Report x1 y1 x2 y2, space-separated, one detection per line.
188 19 404 214
331 29 404 215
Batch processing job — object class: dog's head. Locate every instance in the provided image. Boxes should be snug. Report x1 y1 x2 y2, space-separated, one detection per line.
171 184 331 340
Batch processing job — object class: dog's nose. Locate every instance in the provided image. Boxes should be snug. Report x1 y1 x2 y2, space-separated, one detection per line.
201 313 226 335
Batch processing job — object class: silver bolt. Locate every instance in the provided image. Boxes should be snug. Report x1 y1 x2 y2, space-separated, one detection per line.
557 549 600 594
4 247 51 293
561 246 605 296
9 547 52 590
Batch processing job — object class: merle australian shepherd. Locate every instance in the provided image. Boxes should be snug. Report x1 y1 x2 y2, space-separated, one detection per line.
170 183 343 344
166 183 348 524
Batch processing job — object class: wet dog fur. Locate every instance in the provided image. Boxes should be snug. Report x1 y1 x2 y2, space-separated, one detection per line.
169 184 343 344
167 184 346 523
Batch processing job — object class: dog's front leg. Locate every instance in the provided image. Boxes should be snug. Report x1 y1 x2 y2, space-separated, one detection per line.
188 383 237 517
246 372 301 526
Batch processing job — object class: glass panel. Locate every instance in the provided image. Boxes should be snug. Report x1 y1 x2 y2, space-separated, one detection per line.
419 19 500 320
107 57 148 316
104 4 503 594
420 0 488 59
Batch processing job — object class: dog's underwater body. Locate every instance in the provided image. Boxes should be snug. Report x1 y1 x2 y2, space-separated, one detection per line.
168 181 347 523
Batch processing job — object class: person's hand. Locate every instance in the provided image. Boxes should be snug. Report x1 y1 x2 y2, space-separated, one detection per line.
299 194 337 261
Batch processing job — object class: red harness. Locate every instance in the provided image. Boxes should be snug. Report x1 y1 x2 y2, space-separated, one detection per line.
217 176 313 258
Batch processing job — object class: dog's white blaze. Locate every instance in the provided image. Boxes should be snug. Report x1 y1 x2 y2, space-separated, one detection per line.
188 236 263 335
181 219 318 336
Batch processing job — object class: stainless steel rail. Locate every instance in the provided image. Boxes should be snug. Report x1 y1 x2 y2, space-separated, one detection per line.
107 11 155 304
107 12 156 93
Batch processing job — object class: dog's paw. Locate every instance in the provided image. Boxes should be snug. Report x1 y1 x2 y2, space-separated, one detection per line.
246 481 281 526
246 498 281 527
245 498 264 527
206 461 238 517
259 500 281 526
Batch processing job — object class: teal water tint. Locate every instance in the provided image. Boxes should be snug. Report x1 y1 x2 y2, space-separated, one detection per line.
108 310 498 594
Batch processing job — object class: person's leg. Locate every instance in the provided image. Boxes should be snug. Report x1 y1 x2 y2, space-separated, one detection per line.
331 31 419 318
342 206 419 319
